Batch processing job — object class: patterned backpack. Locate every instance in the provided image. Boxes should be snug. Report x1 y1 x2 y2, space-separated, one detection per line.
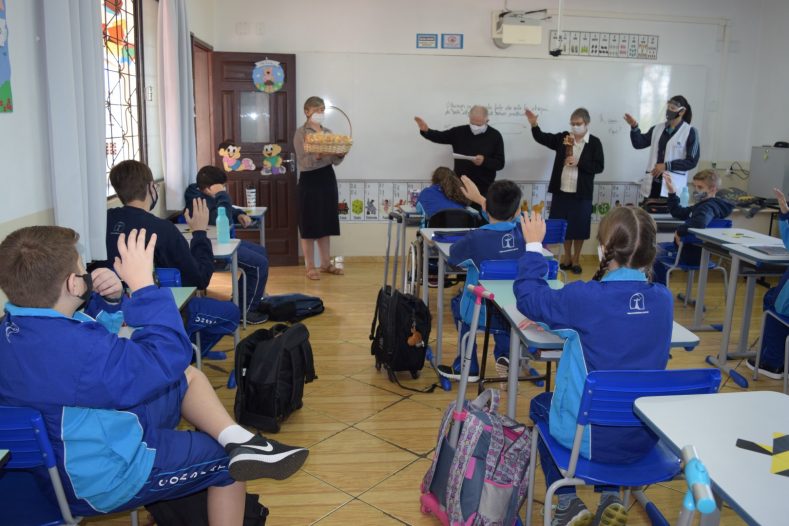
420 390 532 525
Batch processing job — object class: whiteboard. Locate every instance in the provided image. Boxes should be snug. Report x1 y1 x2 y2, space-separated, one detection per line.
297 52 708 183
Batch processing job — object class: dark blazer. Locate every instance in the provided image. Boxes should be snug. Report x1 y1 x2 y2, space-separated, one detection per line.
531 126 605 200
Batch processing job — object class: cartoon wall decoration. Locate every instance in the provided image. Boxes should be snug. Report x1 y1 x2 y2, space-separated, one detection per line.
261 144 285 175
253 59 285 94
0 0 13 113
218 140 255 172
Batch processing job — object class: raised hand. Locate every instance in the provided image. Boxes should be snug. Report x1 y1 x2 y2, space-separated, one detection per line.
113 229 157 293
524 109 539 127
414 116 429 132
184 198 209 232
459 175 484 206
91 267 124 301
774 187 789 214
663 173 677 194
624 113 638 127
520 210 546 244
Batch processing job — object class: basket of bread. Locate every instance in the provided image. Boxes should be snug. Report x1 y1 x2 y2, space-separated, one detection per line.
304 106 353 155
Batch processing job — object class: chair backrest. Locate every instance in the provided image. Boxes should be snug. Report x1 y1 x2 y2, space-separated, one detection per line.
0 406 55 469
543 219 568 246
479 258 558 281
576 369 721 427
427 208 483 229
155 268 182 287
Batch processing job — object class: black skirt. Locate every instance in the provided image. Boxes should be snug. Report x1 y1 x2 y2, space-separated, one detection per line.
549 191 593 240
298 164 340 239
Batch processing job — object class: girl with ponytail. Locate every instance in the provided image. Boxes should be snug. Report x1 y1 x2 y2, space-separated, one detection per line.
513 206 673 525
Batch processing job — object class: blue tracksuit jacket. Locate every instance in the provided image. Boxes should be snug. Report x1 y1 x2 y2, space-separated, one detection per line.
0 287 192 512
514 250 673 461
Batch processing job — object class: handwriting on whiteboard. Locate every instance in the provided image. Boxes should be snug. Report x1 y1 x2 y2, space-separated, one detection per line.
444 102 550 118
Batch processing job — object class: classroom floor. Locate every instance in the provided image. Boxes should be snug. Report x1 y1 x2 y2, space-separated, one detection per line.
91 256 782 526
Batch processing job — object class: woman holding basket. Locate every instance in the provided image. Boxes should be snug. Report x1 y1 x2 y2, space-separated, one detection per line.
294 96 348 280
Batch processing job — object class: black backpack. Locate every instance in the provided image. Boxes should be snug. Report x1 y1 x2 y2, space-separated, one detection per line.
257 293 324 322
369 284 432 391
146 490 268 525
234 323 317 433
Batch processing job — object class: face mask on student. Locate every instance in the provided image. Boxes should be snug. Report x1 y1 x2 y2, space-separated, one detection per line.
149 184 159 211
570 124 586 135
469 123 488 135
310 112 325 124
76 273 93 302
693 191 708 201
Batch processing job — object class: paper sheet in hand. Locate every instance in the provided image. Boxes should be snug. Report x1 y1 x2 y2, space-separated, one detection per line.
660 172 688 198
452 153 476 161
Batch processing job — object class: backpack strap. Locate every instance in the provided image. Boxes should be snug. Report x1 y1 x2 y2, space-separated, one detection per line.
446 411 486 525
470 388 500 414
296 324 317 382
421 400 460 493
386 365 437 394
369 287 385 345
482 413 505 482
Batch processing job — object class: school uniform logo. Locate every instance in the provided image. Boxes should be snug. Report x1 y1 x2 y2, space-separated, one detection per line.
501 233 516 252
4 321 19 342
112 221 126 235
627 293 649 315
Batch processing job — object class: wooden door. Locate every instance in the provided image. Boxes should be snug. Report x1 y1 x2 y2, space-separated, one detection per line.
191 36 214 169
211 52 298 266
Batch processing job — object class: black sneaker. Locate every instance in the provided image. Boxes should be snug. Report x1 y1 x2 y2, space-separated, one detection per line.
571 265 583 275
745 357 785 380
437 364 479 383
225 435 309 481
246 310 270 325
559 262 572 271
428 275 439 288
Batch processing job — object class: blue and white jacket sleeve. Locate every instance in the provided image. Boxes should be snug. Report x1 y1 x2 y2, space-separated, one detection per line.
448 237 473 267
74 285 193 409
513 247 575 327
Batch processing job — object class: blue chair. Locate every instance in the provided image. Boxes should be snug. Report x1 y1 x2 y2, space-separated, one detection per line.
0 406 139 526
154 267 182 287
656 218 732 306
524 368 721 526
543 219 568 281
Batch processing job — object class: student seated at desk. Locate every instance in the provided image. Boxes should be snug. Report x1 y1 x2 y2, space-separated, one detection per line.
185 165 270 323
437 176 525 382
748 188 789 378
0 227 307 523
515 207 673 526
416 166 470 222
652 169 734 285
106 160 241 353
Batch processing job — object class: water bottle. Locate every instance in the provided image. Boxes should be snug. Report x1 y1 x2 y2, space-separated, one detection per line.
216 206 231 244
680 186 689 207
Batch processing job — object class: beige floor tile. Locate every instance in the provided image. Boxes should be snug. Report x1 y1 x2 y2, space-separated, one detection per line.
303 427 417 496
312 499 402 525
302 378 402 425
359 458 439 526
267 406 349 449
356 398 445 455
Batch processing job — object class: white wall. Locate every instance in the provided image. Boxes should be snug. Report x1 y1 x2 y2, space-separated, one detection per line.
0 0 52 225
751 0 789 148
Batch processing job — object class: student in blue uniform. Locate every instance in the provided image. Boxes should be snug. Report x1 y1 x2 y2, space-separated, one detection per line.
185 165 270 323
437 176 525 382
0 226 307 522
749 187 789 378
416 166 470 221
106 160 241 355
652 169 734 285
515 206 673 526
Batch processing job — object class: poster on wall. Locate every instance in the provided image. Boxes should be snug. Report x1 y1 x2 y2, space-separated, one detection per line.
0 0 13 113
253 59 285 94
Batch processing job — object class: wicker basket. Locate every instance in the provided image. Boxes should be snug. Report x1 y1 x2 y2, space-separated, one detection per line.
303 106 353 154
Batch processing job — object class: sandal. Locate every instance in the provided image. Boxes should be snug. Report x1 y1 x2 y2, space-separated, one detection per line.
306 268 321 280
320 264 344 275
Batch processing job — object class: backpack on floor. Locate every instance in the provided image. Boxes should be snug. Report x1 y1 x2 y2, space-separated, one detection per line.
234 323 317 433
146 490 268 526
257 293 324 322
420 390 532 526
369 284 432 390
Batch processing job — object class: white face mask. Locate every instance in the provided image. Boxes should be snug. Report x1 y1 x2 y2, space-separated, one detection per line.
597 245 605 262
571 124 586 135
309 112 324 124
469 123 488 135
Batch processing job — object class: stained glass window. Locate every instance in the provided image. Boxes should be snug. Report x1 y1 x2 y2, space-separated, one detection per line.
101 0 145 196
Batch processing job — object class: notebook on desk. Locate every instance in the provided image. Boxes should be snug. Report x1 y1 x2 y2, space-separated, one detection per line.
750 245 789 256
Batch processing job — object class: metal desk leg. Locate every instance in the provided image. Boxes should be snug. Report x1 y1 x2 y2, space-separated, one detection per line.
736 275 757 357
231 252 239 306
436 253 445 367
692 246 713 330
422 241 430 307
259 216 266 246
507 326 519 418
706 255 749 388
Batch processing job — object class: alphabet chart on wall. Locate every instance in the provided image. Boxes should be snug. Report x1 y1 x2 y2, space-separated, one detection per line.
549 31 658 60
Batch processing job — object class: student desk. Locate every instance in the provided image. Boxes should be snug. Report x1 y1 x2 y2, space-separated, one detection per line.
635 391 789 526
118 286 196 336
480 279 701 418
176 225 242 311
419 227 552 366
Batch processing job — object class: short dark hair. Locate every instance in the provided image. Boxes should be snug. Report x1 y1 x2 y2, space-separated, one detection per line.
0 226 81 308
109 160 153 204
197 165 228 189
486 180 522 221
217 140 237 151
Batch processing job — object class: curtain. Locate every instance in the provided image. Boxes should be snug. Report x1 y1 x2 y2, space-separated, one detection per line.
157 0 197 211
41 0 106 261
